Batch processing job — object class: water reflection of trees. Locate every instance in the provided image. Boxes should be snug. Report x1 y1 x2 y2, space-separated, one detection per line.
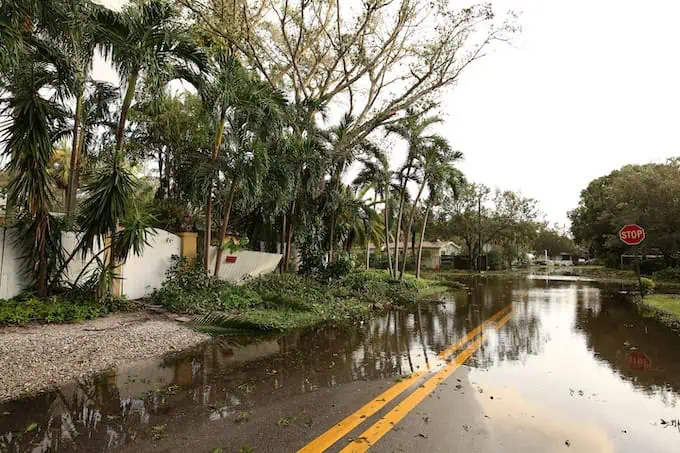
471 279 545 368
574 288 680 402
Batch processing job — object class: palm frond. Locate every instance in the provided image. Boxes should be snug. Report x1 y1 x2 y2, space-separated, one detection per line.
190 311 277 333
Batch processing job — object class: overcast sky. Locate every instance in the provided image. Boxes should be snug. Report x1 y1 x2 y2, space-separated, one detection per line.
96 0 680 227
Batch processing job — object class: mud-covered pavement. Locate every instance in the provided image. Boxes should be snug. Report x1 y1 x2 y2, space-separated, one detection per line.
2 276 680 452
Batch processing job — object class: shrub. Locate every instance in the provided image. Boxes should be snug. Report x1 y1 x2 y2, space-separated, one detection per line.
640 277 655 295
638 259 667 275
323 252 356 280
653 267 680 282
0 296 104 325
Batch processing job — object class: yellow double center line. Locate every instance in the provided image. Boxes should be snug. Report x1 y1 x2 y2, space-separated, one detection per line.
298 304 513 453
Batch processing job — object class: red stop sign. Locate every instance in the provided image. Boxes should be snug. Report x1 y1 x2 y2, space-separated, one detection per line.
619 224 646 246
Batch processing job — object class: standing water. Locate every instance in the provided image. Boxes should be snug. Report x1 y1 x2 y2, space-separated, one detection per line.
1 277 679 452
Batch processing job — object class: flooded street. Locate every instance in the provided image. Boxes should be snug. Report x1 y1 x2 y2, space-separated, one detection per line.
2 277 680 452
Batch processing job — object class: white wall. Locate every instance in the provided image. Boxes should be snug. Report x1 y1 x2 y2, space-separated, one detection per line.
61 232 106 285
208 247 282 283
0 228 29 299
120 229 181 299
0 227 283 300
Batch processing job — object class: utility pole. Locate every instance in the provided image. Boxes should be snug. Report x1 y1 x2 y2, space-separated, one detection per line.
477 194 482 272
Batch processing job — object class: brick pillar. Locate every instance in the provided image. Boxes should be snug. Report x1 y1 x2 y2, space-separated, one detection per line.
178 232 198 264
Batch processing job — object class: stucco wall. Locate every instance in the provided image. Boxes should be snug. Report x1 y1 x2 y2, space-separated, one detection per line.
120 229 181 299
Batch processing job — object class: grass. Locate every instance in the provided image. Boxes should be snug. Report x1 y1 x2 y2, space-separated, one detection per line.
151 268 450 334
642 294 680 318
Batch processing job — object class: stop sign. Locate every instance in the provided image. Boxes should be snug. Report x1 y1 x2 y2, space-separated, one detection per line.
619 224 646 246
626 351 651 371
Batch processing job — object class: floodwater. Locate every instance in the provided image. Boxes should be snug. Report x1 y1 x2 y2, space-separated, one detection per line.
1 277 680 452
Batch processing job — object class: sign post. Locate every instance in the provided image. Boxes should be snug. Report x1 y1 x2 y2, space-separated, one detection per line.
618 224 646 296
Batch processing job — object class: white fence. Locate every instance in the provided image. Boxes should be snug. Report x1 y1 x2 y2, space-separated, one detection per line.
0 227 282 300
207 247 283 283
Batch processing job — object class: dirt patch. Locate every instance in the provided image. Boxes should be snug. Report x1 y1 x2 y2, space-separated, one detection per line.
0 312 210 402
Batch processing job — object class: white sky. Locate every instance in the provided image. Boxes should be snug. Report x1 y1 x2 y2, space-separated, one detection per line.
96 0 680 226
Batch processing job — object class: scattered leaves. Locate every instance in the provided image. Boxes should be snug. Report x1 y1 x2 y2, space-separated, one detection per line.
235 412 250 424
277 416 296 427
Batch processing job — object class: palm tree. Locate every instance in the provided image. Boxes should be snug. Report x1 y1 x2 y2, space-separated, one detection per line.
189 52 287 274
211 105 285 276
334 185 384 256
53 81 119 214
279 120 329 272
67 82 119 213
97 0 205 152
321 115 383 263
415 142 465 278
353 145 395 273
49 0 106 216
386 111 444 279
0 60 66 296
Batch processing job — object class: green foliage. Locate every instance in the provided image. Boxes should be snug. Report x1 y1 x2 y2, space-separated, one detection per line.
533 227 578 257
640 277 655 295
151 263 439 333
441 183 539 272
297 215 327 275
653 267 680 282
151 256 261 313
570 160 680 266
323 252 356 280
642 294 680 319
0 294 129 325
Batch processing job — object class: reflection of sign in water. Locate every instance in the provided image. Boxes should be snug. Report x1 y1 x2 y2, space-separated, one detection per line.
226 256 237 263
626 351 651 371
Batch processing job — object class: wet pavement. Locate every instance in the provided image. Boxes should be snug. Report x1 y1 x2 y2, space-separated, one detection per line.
1 276 680 452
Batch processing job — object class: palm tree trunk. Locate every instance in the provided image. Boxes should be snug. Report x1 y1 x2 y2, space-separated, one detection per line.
66 93 83 215
68 131 86 214
279 214 287 273
328 214 336 264
203 118 226 271
383 191 393 278
393 163 413 276
399 180 426 280
393 190 405 277
37 213 48 297
204 187 213 270
214 178 237 277
116 71 138 151
284 199 296 272
416 207 430 279
328 174 341 264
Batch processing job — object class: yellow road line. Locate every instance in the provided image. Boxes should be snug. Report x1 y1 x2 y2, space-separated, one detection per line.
298 305 511 453
340 311 514 453
437 304 512 360
296 372 424 453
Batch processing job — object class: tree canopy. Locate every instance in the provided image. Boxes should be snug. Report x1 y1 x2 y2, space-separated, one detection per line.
569 160 680 266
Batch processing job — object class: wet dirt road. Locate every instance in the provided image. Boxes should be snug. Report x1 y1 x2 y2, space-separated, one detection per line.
2 276 680 452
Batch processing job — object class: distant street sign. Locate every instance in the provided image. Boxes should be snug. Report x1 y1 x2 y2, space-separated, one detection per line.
619 224 646 246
